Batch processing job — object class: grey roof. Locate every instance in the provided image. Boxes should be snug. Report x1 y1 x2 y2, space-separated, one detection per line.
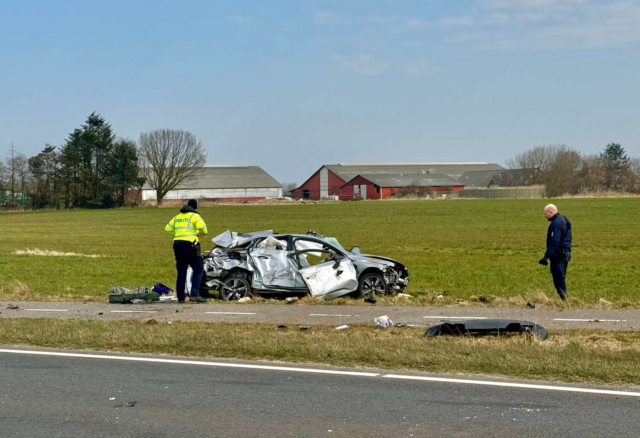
352 173 463 187
324 163 503 182
457 170 504 188
142 166 282 190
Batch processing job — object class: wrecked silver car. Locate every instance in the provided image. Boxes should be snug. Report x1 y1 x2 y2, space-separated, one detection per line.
190 230 409 301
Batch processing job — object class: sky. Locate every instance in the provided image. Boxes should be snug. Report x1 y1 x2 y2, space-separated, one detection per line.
1 0 639 184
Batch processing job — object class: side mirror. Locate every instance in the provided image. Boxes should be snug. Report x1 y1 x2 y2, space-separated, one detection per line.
350 246 362 255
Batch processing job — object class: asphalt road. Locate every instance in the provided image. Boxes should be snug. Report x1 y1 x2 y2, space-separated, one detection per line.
1 300 639 331
1 348 639 438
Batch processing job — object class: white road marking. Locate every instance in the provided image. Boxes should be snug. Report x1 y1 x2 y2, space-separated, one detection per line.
205 312 257 315
0 349 378 377
110 310 158 314
309 314 359 317
382 375 640 398
423 316 488 320
554 319 627 322
0 348 638 398
24 309 69 312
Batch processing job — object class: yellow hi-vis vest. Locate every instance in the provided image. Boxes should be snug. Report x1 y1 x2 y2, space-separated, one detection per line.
165 212 208 243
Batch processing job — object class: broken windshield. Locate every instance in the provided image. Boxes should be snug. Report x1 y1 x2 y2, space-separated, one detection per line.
321 237 350 254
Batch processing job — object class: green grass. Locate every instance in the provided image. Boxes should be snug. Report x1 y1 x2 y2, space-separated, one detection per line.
1 198 639 305
2 318 640 385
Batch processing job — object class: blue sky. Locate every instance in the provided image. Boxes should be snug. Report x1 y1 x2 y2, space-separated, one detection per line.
1 0 639 183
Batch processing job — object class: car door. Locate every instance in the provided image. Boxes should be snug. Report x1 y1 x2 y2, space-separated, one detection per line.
292 237 358 300
248 235 307 290
297 254 359 300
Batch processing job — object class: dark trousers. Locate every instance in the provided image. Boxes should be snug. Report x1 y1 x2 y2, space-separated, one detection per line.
550 251 571 300
173 241 203 301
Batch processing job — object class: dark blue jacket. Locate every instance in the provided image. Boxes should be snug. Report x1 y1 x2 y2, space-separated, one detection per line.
545 213 572 259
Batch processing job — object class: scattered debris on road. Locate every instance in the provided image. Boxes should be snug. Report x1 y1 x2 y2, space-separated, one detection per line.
374 315 394 328
6 304 19 310
109 287 160 304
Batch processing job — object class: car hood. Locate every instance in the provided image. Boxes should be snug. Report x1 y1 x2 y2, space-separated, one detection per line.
348 254 405 268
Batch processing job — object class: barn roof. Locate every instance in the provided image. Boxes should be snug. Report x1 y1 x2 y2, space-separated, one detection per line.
457 170 504 188
142 166 282 190
348 173 463 188
324 163 503 182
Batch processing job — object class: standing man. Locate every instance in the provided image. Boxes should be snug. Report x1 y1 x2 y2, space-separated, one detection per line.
539 204 572 300
165 199 208 303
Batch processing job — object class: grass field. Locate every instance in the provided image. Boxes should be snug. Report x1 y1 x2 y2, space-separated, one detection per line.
1 198 639 306
1 318 639 385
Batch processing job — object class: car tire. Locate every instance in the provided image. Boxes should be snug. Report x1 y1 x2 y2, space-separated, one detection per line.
219 272 252 301
358 273 387 299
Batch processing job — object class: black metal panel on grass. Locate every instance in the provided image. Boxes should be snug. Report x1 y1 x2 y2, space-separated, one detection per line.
423 319 548 340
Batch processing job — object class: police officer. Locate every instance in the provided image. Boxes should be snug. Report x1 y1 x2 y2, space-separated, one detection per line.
539 204 572 300
165 199 208 303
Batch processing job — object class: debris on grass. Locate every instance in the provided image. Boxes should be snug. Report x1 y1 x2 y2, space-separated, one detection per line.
13 249 104 258
424 319 548 341
336 325 348 330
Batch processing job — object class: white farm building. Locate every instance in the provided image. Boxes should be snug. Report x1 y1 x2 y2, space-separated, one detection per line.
141 166 283 203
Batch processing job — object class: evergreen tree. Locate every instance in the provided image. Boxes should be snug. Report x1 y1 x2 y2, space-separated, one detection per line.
28 145 59 208
58 113 116 207
59 129 84 207
600 143 629 165
106 139 145 206
600 143 632 190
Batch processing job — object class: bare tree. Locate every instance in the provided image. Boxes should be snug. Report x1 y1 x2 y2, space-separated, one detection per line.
281 182 297 197
505 145 551 172
544 147 582 197
5 143 29 205
0 160 7 206
505 145 584 196
630 157 640 177
138 129 207 205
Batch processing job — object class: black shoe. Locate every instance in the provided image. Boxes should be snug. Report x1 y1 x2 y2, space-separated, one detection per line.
177 300 185 304
557 290 568 301
188 296 207 303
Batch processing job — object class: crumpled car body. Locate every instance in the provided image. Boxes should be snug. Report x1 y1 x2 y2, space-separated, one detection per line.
195 230 410 301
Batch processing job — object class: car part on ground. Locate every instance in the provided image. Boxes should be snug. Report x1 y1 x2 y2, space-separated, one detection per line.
423 319 548 340
191 230 409 302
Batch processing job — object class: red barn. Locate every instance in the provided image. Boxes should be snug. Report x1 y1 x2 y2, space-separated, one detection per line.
339 173 464 200
291 163 502 200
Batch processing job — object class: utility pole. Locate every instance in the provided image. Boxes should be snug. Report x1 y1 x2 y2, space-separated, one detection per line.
9 142 16 201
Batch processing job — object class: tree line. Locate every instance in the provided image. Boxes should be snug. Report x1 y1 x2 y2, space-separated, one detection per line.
2 115 638 208
0 113 207 209
503 143 640 197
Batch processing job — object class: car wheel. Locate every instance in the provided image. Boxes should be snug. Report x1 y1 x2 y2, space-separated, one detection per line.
358 273 387 299
220 272 252 301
